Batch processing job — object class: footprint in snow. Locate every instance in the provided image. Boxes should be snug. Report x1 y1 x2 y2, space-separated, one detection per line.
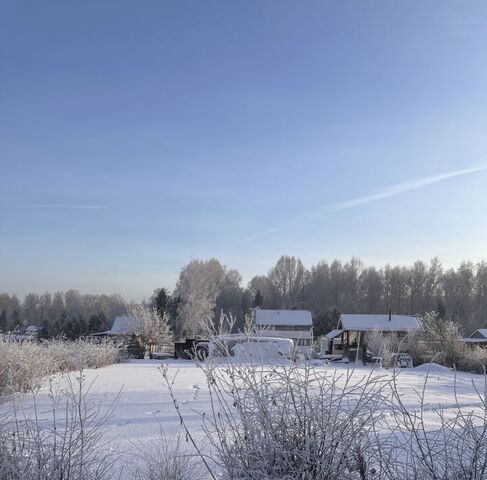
145 410 161 415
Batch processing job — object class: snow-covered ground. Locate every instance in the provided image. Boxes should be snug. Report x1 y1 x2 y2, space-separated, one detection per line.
3 359 487 477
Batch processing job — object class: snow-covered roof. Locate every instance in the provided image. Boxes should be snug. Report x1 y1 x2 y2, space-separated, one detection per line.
255 309 312 326
25 325 38 333
468 329 487 339
109 316 138 335
324 329 343 339
464 338 487 344
339 314 420 332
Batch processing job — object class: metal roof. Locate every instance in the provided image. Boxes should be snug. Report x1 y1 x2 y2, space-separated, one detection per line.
255 309 312 326
339 314 420 332
324 329 343 339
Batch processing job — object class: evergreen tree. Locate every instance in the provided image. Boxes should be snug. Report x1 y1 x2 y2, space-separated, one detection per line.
252 290 264 308
312 314 330 338
52 311 67 337
10 310 22 331
65 317 80 340
326 306 341 329
89 314 102 333
0 310 7 332
153 288 169 317
78 317 88 337
437 299 447 320
38 318 50 340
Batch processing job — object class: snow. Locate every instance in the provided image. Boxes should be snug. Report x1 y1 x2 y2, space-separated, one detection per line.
231 339 293 360
2 359 487 478
255 309 312 326
339 313 420 331
413 362 452 373
325 329 343 338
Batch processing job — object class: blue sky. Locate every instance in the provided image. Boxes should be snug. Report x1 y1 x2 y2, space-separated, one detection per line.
1 1 487 300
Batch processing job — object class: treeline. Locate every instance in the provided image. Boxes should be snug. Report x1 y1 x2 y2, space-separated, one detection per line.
168 256 487 336
0 291 126 339
2 256 487 339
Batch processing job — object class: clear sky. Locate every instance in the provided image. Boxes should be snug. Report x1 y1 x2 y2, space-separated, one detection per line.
1 1 487 300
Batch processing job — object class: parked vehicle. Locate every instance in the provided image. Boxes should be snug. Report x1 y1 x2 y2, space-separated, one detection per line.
174 338 209 359
208 334 295 360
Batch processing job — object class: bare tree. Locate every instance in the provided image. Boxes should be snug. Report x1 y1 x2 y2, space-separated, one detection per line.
268 255 307 309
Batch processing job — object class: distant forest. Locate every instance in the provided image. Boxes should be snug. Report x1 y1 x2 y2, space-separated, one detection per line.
1 256 486 338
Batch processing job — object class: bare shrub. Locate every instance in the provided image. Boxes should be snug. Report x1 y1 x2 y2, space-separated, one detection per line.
373 372 487 480
162 359 487 480
131 431 197 480
0 373 119 480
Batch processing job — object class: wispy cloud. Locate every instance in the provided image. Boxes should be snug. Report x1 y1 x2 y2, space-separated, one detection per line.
240 225 289 242
240 161 487 242
16 203 110 210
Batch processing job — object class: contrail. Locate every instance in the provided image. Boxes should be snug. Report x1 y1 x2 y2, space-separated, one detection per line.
319 162 487 214
241 160 487 242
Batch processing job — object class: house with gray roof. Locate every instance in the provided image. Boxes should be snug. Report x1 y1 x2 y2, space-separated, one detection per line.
255 309 313 350
322 312 420 361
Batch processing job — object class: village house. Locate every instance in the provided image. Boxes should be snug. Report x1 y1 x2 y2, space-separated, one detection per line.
254 309 313 351
322 312 421 361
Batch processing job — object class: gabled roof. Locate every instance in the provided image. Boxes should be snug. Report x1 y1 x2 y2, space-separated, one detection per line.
468 329 487 339
255 309 312 326
109 316 138 335
324 329 343 339
339 314 420 332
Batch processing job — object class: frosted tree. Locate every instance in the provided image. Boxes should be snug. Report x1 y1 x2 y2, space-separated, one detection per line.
174 258 226 336
268 255 307 309
126 303 173 354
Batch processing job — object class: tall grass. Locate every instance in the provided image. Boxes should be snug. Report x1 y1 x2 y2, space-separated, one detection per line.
0 338 119 399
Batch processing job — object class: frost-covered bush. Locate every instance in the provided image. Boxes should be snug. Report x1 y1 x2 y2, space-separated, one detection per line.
0 375 119 480
372 372 487 480
0 338 119 399
163 362 391 480
415 312 466 367
365 330 403 368
131 432 196 480
457 346 487 374
162 360 487 480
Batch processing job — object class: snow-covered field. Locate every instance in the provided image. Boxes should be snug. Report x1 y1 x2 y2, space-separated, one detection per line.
3 359 487 477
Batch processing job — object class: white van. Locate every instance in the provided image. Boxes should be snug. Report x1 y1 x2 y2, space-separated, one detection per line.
208 334 294 360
